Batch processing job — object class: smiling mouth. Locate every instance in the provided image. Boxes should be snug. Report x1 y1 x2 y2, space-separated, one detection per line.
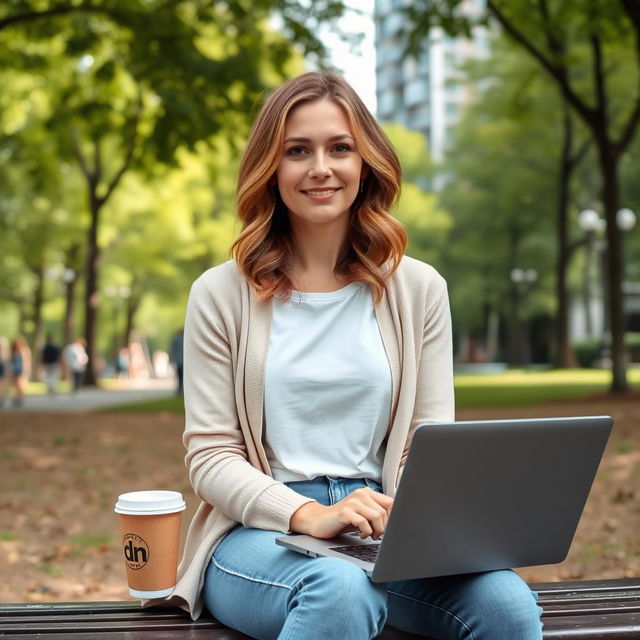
301 188 340 197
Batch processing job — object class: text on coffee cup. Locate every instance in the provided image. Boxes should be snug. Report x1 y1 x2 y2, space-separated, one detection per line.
123 533 149 570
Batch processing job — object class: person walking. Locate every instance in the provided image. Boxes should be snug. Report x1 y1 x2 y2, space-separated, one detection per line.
115 347 130 379
9 336 31 407
63 338 88 393
154 73 543 639
0 336 9 408
41 334 62 397
169 329 184 395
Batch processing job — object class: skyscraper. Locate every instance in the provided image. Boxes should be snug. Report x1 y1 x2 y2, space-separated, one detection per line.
375 0 488 163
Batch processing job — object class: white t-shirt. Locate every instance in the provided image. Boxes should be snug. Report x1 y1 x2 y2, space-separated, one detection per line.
264 282 392 483
63 342 88 373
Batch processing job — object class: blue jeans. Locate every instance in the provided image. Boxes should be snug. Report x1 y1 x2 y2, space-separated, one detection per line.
203 477 543 640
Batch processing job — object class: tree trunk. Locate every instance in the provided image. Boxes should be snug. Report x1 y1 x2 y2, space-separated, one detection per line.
63 277 76 347
506 228 521 367
83 190 101 386
123 295 138 351
63 244 80 347
595 137 628 392
554 107 575 368
31 264 45 380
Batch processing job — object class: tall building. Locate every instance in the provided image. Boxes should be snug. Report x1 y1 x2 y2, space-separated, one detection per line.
374 0 488 163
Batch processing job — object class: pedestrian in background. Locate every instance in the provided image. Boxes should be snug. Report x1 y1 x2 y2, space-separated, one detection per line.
0 336 9 408
63 338 89 393
41 334 62 397
10 336 31 407
169 328 184 394
115 347 130 379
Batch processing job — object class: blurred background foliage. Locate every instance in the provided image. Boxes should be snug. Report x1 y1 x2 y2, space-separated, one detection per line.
2 0 640 382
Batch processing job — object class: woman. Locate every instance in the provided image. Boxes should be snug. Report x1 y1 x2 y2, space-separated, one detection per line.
166 72 543 639
9 336 31 407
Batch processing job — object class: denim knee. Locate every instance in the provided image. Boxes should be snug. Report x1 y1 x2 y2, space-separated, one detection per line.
291 558 388 639
474 571 543 639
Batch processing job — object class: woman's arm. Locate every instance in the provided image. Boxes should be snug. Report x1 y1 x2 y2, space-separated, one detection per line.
183 275 314 532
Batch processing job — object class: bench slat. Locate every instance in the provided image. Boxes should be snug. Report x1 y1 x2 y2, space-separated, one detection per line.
531 579 640 595
1 578 639 640
0 594 640 629
540 612 640 639
541 603 640 617
0 631 248 640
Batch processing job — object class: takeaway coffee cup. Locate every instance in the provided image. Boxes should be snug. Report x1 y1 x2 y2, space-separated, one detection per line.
114 490 186 599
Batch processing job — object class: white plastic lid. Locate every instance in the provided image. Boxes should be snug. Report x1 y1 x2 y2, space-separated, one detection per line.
114 490 186 515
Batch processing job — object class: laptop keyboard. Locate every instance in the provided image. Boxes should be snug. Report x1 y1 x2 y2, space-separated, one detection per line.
329 543 380 562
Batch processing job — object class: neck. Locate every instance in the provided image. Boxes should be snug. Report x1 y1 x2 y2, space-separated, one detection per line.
289 217 350 291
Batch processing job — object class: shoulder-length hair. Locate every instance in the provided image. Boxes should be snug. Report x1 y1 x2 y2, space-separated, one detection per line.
231 71 407 303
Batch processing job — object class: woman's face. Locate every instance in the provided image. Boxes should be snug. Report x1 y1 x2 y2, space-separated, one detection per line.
275 99 365 231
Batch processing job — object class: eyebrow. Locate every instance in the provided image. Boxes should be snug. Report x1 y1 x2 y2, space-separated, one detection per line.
283 134 355 144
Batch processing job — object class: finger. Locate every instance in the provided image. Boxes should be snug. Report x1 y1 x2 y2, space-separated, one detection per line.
356 498 389 537
367 491 394 517
344 510 374 539
352 487 394 512
347 504 387 539
351 489 394 523
361 505 388 539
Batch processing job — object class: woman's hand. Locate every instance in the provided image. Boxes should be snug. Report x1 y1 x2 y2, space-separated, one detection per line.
289 487 394 540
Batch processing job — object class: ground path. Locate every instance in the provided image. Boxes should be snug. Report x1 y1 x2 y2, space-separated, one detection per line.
0 395 638 603
7 378 175 412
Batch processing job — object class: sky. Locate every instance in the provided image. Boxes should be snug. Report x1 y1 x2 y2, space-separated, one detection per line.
320 1 377 114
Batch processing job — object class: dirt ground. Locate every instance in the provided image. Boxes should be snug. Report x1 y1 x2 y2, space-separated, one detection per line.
0 397 639 603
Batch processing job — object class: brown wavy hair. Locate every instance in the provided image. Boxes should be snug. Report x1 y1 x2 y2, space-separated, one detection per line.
231 71 407 303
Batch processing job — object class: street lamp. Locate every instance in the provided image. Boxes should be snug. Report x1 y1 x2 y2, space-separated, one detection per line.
578 209 605 337
44 265 78 346
510 268 538 286
577 207 636 360
509 268 538 366
62 268 76 285
617 208 636 232
105 285 132 365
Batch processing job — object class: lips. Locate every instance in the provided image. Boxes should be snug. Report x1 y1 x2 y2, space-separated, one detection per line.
300 188 340 196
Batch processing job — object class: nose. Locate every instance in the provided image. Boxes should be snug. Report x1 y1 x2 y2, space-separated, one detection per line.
308 152 332 178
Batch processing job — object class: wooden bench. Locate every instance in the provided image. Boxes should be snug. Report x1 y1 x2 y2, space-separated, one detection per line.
1 578 639 639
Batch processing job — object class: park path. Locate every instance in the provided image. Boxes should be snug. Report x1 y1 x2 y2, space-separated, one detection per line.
4 378 176 412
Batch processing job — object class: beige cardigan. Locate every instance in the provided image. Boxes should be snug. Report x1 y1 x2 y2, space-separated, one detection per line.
157 256 454 619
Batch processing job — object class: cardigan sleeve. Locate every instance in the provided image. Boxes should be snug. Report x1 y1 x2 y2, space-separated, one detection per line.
183 275 314 532
400 272 455 468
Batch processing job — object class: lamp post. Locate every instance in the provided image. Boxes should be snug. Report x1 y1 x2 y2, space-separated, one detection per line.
578 209 606 337
578 207 636 362
61 268 77 347
44 264 77 346
105 285 131 366
509 268 538 366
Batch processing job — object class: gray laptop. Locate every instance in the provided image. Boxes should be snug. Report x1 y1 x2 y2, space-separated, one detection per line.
276 416 612 582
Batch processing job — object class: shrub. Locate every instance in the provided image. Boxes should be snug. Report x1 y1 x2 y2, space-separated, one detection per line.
572 337 602 368
625 332 640 362
572 332 640 367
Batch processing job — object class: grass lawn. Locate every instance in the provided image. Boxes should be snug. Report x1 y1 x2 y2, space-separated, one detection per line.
106 394 185 413
103 368 640 412
455 368 640 407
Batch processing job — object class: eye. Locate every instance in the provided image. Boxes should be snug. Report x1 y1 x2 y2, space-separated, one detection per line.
285 146 307 157
333 143 352 153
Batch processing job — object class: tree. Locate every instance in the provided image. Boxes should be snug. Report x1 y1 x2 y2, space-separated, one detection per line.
434 44 565 365
405 0 640 391
0 65 87 363
1 0 345 383
382 124 453 268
